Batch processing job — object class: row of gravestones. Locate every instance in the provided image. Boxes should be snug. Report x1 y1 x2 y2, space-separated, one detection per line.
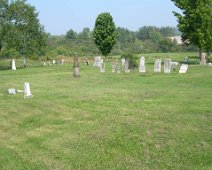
94 56 189 74
9 52 208 71
10 58 65 70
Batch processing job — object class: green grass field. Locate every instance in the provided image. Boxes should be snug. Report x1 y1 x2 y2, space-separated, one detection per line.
0 54 212 169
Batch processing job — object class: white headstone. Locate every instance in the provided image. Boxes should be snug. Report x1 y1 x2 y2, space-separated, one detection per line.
8 88 16 95
154 59 161 72
93 56 102 67
179 64 188 73
100 63 105 73
200 53 206 65
139 57 146 73
43 62 46 66
24 82 32 98
11 59 16 70
164 59 171 73
52 60 56 64
121 58 125 68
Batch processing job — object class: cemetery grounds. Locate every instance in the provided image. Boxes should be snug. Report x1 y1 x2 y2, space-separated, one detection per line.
0 53 211 169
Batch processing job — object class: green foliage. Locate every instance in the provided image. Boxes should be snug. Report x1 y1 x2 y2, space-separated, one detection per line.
0 48 19 59
66 29 77 39
93 12 118 57
0 0 47 58
121 52 138 68
171 0 212 54
78 27 91 40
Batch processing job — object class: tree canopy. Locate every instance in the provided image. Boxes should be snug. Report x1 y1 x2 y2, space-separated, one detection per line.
93 12 118 57
0 0 47 57
171 0 212 55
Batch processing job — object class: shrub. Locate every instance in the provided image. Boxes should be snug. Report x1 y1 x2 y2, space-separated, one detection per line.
121 53 138 69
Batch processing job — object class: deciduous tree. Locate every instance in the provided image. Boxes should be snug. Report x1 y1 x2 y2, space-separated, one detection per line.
171 0 212 57
93 12 118 57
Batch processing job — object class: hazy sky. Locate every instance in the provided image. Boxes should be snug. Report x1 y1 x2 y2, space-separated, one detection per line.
27 0 181 35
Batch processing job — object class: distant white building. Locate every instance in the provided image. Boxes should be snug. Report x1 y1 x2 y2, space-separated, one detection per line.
169 36 183 44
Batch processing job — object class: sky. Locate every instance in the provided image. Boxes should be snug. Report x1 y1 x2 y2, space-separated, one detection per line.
27 0 181 35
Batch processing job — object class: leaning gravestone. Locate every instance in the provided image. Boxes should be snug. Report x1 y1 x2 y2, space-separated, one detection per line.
154 59 161 72
11 59 16 70
24 82 32 98
93 56 102 67
164 59 171 73
139 57 146 73
179 64 188 74
100 63 105 73
73 53 80 77
200 53 206 65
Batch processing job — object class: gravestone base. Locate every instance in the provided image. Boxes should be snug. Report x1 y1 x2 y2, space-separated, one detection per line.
73 67 80 77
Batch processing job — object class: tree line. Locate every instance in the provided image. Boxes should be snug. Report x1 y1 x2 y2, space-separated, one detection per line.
44 25 196 60
1 0 211 60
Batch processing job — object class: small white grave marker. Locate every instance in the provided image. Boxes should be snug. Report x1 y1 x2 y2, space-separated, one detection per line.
8 88 16 95
24 82 32 98
179 64 188 74
11 59 16 70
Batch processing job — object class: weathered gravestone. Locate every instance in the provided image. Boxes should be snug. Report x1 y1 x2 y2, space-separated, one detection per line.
93 56 102 67
11 59 16 70
24 82 32 98
200 53 206 65
164 59 171 73
112 62 117 73
100 63 105 72
121 58 125 68
124 59 130 73
139 57 146 73
154 59 161 72
22 57 26 68
117 65 121 73
61 59 64 65
179 64 188 74
73 53 80 77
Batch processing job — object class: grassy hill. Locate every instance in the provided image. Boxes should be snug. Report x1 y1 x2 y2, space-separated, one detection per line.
0 54 211 169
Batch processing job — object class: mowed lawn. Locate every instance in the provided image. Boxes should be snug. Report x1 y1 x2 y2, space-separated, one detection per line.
0 58 211 169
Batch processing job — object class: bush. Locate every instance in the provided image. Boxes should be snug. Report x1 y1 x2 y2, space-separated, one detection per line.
121 53 138 69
